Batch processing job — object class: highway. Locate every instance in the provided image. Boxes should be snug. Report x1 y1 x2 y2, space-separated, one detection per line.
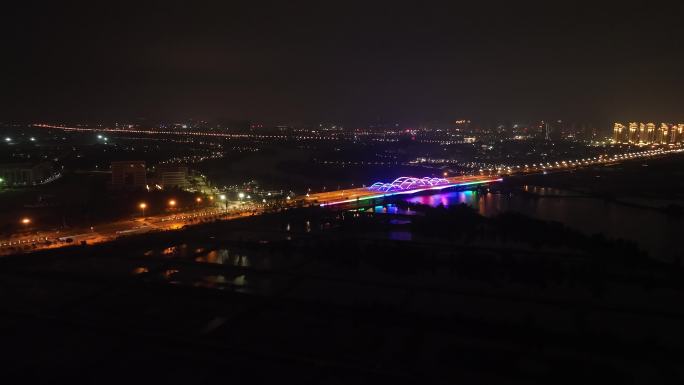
2 147 681 255
0 205 260 256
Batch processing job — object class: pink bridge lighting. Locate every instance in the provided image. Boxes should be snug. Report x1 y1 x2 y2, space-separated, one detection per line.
368 176 450 192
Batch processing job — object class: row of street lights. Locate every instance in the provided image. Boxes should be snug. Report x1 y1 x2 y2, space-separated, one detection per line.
18 191 288 234
137 196 215 218
14 194 276 226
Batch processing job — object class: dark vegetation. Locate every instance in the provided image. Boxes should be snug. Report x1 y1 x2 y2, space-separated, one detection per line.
3 205 684 383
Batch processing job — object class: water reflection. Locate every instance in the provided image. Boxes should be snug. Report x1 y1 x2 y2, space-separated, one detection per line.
195 249 250 267
195 274 248 290
406 190 479 208
389 231 412 241
132 266 149 275
369 204 413 215
160 244 189 257
401 188 684 259
163 269 179 280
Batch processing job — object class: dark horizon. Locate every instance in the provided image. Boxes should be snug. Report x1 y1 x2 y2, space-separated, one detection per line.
2 2 684 124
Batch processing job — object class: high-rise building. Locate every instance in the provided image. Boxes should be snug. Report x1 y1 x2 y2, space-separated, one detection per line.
613 123 627 143
673 124 684 144
111 161 147 190
638 123 656 143
657 123 670 144
628 122 639 143
615 122 684 145
646 123 656 143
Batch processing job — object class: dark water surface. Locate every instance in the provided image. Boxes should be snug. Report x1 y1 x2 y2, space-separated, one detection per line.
400 187 684 260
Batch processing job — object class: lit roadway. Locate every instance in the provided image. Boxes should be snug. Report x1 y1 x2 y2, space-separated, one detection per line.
304 175 503 207
1 176 503 255
0 205 260 256
1 147 681 255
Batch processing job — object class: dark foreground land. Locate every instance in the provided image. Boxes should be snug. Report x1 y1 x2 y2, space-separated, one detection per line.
1 205 684 384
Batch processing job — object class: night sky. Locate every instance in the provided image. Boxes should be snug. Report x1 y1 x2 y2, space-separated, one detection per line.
2 1 683 125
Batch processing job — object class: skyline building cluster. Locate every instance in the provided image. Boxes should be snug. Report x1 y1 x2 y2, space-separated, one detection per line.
612 122 684 145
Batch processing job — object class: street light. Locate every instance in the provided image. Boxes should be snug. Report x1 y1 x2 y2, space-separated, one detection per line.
139 202 147 217
168 199 176 209
220 194 227 211
196 197 202 204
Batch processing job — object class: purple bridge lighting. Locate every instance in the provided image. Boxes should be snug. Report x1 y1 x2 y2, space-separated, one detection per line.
368 176 450 192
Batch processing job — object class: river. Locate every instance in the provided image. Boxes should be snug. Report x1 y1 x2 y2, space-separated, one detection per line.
396 187 684 260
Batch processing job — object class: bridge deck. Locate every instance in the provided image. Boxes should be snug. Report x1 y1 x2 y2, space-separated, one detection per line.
303 175 502 207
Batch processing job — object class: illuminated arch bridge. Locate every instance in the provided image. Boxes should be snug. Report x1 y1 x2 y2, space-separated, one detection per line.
368 176 450 192
310 175 502 207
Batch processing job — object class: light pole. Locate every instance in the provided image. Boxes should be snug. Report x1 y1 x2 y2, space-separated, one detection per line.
168 199 176 211
219 194 227 211
20 217 31 232
139 202 147 218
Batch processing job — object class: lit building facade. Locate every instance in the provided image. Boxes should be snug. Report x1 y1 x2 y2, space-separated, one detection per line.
656 123 670 144
628 122 639 143
613 123 627 143
614 122 684 145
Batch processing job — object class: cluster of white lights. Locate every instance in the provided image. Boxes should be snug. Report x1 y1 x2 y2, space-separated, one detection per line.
477 148 680 173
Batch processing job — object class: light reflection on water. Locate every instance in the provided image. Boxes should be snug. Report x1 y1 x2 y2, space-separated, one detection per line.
406 190 478 209
389 231 412 241
369 204 413 215
401 188 684 259
195 249 251 267
198 274 248 289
